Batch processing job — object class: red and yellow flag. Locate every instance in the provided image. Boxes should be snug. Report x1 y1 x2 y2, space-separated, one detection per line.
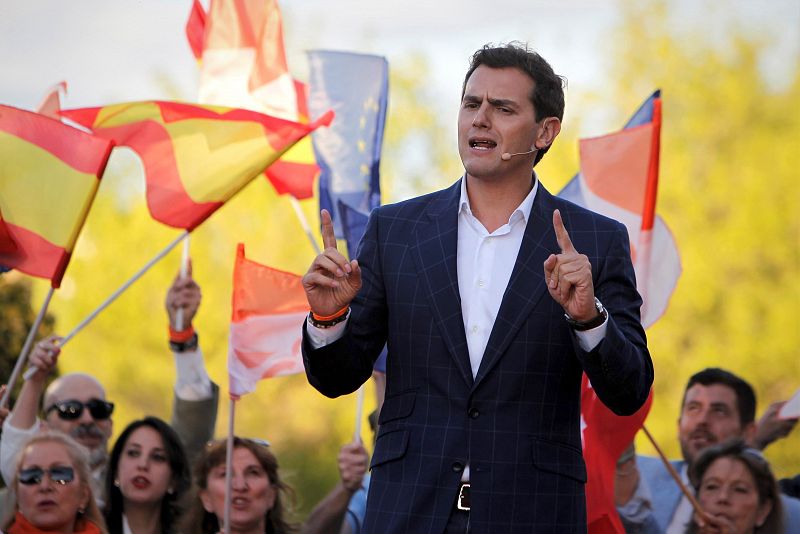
188 0 321 200
0 105 113 287
61 101 332 230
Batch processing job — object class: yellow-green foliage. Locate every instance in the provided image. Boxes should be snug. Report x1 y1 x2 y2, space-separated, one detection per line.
601 1 800 478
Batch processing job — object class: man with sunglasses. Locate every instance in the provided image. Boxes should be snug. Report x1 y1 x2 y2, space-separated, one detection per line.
0 267 218 507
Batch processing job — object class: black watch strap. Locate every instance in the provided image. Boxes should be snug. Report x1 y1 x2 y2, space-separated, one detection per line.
564 298 608 331
170 332 199 352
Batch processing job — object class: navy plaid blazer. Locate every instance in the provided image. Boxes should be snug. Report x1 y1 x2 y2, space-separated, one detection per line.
304 179 653 533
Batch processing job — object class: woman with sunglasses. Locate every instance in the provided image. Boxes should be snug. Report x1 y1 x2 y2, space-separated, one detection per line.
181 437 298 534
103 417 191 534
2 431 107 533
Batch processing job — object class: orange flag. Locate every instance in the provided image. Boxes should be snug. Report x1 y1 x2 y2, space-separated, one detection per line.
228 244 306 398
61 101 332 230
189 0 320 200
0 105 113 287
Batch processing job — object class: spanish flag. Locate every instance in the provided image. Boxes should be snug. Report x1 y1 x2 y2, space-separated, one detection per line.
61 101 332 230
186 0 321 200
0 105 113 287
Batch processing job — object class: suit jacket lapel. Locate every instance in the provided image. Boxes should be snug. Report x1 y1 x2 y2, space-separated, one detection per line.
473 185 559 389
411 180 473 387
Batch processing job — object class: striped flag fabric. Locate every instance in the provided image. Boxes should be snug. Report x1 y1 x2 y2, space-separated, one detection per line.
0 105 113 286
228 243 306 398
308 50 388 238
61 101 332 230
559 91 680 327
188 0 321 200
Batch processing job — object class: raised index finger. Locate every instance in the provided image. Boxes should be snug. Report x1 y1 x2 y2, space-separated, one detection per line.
320 209 338 250
552 209 575 253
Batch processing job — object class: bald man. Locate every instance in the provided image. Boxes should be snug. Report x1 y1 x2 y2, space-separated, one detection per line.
0 269 218 507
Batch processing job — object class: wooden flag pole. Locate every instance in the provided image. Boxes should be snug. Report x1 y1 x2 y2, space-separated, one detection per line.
224 397 237 534
22 231 190 381
0 286 55 407
174 236 191 331
288 197 321 255
641 425 705 516
354 385 365 442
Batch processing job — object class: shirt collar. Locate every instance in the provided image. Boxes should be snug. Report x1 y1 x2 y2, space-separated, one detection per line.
459 173 539 225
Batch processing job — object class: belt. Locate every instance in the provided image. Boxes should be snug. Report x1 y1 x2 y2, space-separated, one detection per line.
457 483 470 511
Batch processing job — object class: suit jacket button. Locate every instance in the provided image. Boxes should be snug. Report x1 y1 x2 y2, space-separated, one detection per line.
452 462 464 472
468 407 480 419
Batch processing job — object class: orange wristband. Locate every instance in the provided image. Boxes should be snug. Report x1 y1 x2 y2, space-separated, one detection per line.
169 325 195 343
310 306 349 322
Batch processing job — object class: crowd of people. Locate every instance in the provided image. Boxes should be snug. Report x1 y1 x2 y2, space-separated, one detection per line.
0 270 375 534
0 290 792 534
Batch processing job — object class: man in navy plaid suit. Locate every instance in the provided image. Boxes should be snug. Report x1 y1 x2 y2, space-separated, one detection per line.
301 43 653 533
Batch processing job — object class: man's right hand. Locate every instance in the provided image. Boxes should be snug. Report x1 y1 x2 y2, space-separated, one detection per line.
28 335 62 383
303 209 362 316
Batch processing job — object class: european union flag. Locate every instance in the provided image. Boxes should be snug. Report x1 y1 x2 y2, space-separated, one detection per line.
308 50 388 238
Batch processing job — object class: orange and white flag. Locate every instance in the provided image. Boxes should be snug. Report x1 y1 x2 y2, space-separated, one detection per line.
228 244 306 398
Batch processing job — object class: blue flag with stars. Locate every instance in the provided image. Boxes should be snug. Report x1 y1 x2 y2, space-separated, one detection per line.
308 50 388 238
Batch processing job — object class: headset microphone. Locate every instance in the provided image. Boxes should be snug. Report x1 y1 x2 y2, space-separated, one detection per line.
500 147 537 161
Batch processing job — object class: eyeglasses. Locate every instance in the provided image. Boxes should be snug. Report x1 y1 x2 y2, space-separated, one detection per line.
45 399 115 421
18 466 75 486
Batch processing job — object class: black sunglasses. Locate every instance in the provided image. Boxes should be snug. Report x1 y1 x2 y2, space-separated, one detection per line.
45 399 115 421
18 466 75 486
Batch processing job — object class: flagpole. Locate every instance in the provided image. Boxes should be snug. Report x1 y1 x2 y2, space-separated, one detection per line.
354 385 365 442
175 236 191 331
22 231 190 381
224 397 236 534
288 197 321 254
641 425 704 516
0 286 55 408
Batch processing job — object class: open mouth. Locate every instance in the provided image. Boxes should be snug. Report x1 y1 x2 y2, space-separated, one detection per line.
131 476 150 489
469 138 497 150
232 497 250 509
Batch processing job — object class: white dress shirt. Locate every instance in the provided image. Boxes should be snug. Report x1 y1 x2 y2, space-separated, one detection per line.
306 176 607 354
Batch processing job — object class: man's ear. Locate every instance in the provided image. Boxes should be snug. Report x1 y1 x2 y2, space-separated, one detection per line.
535 117 561 149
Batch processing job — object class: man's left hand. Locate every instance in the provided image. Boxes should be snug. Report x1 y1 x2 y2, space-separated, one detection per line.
543 209 597 321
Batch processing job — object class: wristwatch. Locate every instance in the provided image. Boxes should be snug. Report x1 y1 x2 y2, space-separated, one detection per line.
564 298 607 331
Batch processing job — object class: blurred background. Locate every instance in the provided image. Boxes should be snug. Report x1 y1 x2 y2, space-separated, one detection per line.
1 0 799 518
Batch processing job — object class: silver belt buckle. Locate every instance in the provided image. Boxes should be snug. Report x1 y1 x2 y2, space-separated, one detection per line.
457 483 470 511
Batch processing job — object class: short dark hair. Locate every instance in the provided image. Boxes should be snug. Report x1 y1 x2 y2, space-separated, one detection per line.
462 42 566 165
689 439 783 534
683 368 756 426
105 417 191 534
